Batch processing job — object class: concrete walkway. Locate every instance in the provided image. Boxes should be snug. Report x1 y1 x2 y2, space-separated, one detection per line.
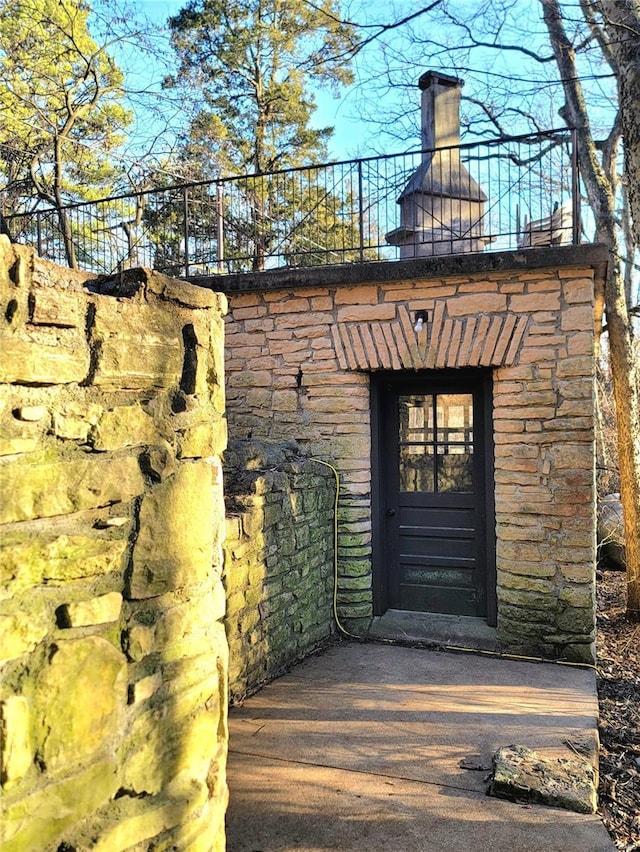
226 641 614 851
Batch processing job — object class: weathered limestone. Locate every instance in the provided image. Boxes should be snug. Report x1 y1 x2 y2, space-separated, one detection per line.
490 744 597 814
223 440 335 701
0 696 31 788
129 461 218 599
0 239 228 851
223 256 600 659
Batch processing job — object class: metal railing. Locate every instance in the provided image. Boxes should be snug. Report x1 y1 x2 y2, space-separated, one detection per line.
4 129 580 278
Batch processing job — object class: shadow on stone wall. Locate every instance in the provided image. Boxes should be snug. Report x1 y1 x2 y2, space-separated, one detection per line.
223 439 336 702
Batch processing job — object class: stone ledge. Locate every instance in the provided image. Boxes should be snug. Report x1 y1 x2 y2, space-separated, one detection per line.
199 244 609 294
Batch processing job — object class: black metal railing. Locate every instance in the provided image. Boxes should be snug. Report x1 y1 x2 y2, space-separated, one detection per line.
4 129 580 278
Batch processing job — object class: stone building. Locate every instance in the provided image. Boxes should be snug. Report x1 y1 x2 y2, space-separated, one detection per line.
211 70 604 667
217 243 606 664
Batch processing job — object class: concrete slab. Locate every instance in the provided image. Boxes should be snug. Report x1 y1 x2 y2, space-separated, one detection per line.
226 641 614 852
369 609 502 653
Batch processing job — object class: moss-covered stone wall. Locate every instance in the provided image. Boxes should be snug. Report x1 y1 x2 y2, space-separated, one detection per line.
223 440 335 702
0 238 229 851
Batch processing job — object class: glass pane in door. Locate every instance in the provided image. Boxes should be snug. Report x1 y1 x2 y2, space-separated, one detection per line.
436 393 473 493
398 395 434 492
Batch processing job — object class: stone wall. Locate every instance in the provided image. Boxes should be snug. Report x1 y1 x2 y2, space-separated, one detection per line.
0 238 229 851
223 440 336 702
222 252 603 662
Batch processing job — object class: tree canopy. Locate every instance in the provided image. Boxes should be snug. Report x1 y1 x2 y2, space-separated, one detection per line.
166 0 358 176
0 0 132 203
0 0 133 264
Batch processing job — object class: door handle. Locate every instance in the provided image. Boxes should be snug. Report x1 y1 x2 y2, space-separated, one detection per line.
386 508 396 517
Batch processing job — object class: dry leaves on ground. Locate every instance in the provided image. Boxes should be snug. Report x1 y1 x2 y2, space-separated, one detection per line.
596 569 640 851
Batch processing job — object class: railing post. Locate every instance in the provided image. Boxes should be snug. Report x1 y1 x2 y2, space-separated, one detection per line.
216 182 224 273
36 212 42 258
571 128 581 245
358 160 365 262
182 186 190 278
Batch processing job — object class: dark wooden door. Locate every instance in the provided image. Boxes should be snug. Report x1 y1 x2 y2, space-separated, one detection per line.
374 371 494 620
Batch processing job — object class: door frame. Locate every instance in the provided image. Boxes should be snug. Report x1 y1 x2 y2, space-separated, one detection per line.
370 368 496 625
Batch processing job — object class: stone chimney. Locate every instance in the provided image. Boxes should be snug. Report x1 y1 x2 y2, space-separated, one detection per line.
420 71 462 150
386 71 490 257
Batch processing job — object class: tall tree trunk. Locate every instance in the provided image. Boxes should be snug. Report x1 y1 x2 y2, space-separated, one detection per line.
54 136 78 269
542 0 640 620
597 0 640 248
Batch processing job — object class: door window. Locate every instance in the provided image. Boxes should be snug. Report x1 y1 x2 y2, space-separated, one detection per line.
398 393 473 493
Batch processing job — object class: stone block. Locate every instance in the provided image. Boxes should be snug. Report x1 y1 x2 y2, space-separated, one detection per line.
556 355 594 378
446 293 507 316
0 696 32 788
561 304 594 331
490 744 596 814
561 642 596 664
567 332 593 355
13 405 47 422
268 297 310 314
556 606 594 634
91 403 160 451
153 590 221 662
499 603 557 626
130 672 163 704
338 558 372 578
179 419 227 459
149 272 225 312
58 592 123 628
272 389 298 412
560 583 595 610
0 613 48 664
560 565 594 583
95 336 184 389
337 602 372 619
0 533 128 596
91 300 185 389
563 280 594 306
0 337 90 385
125 623 156 662
498 617 557 643
496 571 554 594
496 559 555 581
246 388 272 408
497 588 557 610
497 541 544 562
129 462 216 598
33 636 127 772
52 401 103 441
0 432 39 457
122 704 219 796
91 781 210 852
334 284 378 305
0 758 118 852
29 287 84 327
0 455 145 523
509 292 560 312
337 304 396 322
227 370 273 388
